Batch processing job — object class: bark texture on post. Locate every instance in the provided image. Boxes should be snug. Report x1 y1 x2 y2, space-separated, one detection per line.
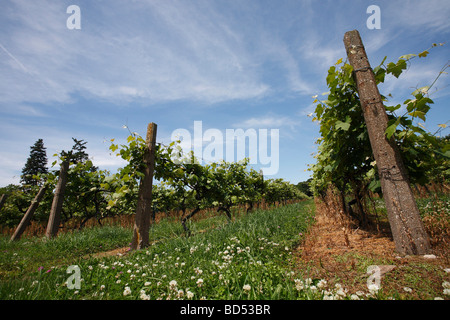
131 123 157 250
11 185 47 241
46 160 70 239
343 30 431 255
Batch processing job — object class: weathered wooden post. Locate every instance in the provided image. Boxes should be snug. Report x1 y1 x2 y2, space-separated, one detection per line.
11 185 47 241
131 123 157 250
0 194 8 211
46 159 70 239
343 30 431 255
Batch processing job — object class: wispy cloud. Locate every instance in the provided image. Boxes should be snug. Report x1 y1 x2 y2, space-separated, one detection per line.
384 0 450 32
1 0 448 186
0 0 276 106
235 115 298 129
0 42 29 73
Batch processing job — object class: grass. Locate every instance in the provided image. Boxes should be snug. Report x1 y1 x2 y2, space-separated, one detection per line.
0 226 132 280
1 197 449 300
0 201 319 300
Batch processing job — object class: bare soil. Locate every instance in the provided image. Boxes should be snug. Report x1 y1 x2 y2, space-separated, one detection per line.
293 199 450 299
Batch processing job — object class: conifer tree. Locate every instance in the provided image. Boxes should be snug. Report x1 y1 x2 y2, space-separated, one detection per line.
21 139 48 186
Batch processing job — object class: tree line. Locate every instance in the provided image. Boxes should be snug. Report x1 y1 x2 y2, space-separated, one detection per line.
0 135 308 238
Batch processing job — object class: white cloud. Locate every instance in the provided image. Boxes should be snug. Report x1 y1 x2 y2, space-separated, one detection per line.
0 0 275 107
385 0 450 32
234 114 301 135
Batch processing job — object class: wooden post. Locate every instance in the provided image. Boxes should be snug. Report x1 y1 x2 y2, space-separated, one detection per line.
131 123 157 250
0 194 8 211
45 160 70 239
11 185 47 241
343 30 431 255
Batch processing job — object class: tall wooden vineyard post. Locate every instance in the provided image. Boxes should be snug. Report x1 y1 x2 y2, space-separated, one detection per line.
45 160 70 239
131 122 157 250
11 185 47 241
343 30 431 255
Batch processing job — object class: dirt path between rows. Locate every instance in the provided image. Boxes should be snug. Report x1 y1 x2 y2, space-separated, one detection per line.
292 200 449 299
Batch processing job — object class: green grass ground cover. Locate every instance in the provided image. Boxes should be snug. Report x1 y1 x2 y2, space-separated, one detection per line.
1 201 320 300
1 198 448 300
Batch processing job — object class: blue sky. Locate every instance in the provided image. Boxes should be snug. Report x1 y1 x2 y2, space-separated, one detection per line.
0 0 449 187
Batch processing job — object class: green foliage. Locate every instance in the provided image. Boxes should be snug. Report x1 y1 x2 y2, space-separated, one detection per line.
107 134 307 219
309 58 372 196
296 179 313 197
2 128 307 233
20 139 48 187
309 43 449 201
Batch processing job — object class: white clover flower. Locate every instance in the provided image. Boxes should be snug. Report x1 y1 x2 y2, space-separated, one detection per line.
177 289 184 298
323 293 334 300
140 292 150 300
350 294 360 300
336 288 346 298
304 278 313 286
100 285 105 290
243 284 251 292
186 291 194 299
317 279 327 289
169 280 178 288
123 286 132 296
403 287 413 293
144 281 151 286
194 267 203 275
294 279 304 291
196 278 204 287
368 284 380 295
